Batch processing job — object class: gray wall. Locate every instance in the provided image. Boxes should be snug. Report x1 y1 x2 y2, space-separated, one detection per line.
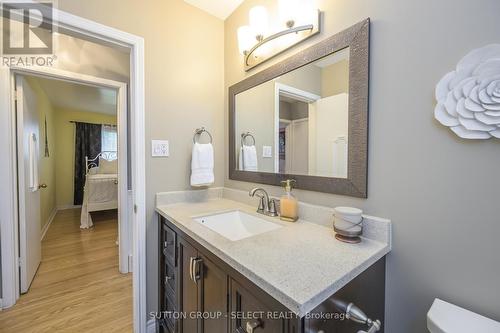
2 18 130 82
280 100 309 121
225 1 500 332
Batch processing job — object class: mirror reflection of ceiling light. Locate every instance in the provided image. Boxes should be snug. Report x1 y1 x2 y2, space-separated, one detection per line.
237 0 321 71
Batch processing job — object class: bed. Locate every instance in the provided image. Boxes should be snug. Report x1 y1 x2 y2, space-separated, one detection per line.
80 152 118 229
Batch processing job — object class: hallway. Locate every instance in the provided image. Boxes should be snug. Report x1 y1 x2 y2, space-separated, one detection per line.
0 209 132 333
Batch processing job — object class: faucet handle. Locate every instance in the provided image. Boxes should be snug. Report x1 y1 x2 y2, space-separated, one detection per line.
268 199 279 217
256 195 266 213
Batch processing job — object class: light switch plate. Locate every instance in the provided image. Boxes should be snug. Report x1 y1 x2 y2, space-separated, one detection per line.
152 140 169 157
262 146 272 158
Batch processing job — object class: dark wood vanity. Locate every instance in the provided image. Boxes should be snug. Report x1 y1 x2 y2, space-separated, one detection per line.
158 215 386 333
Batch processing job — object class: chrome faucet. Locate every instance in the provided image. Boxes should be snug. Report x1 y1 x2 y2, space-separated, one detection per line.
249 188 279 217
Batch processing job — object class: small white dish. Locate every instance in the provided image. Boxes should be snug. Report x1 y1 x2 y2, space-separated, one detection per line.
334 206 363 216
336 214 363 223
334 218 362 232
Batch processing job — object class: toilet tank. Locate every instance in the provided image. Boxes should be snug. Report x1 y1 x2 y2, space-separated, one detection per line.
427 298 500 333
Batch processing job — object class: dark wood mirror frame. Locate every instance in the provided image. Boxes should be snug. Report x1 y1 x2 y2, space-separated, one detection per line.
229 18 370 198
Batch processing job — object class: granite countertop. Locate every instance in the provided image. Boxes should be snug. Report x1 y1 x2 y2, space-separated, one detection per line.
156 198 391 316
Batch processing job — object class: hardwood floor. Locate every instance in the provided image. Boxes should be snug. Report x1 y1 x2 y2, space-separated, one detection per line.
0 208 133 333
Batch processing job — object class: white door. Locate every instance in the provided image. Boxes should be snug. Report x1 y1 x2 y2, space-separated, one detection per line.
16 76 42 293
289 119 309 174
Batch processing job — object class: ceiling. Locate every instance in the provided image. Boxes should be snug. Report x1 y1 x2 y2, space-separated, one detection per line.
183 0 243 20
27 76 117 116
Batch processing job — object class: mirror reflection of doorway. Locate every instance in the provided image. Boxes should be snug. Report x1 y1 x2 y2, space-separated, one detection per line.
276 84 349 178
278 97 310 175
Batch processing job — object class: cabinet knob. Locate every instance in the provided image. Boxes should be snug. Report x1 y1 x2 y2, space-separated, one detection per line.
246 319 262 333
164 275 173 285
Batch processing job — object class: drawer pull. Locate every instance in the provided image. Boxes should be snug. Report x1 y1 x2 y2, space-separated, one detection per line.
246 319 262 333
193 258 202 285
164 275 173 285
189 257 195 282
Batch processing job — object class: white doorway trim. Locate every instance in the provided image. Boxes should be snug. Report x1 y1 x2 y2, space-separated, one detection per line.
274 83 320 173
0 6 146 333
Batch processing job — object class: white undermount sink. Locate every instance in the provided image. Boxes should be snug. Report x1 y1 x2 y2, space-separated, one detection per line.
193 210 282 241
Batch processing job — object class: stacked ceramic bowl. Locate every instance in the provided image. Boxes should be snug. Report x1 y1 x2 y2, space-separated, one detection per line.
333 207 363 243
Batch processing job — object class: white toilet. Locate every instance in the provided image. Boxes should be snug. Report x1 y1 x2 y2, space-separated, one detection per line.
427 298 500 333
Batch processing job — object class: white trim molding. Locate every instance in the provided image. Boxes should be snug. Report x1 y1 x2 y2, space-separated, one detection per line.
56 204 82 210
41 207 58 240
0 4 146 333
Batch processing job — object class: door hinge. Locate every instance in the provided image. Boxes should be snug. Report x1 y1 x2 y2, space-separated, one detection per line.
17 257 22 267
134 204 137 213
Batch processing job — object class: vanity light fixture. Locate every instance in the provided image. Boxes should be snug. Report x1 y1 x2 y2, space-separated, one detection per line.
237 0 321 71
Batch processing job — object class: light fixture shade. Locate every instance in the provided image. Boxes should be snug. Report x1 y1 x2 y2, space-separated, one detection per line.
237 25 253 55
279 0 300 26
249 6 269 37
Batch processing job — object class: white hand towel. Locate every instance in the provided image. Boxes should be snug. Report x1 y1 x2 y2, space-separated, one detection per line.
242 145 258 171
190 143 214 187
29 133 39 192
238 147 244 170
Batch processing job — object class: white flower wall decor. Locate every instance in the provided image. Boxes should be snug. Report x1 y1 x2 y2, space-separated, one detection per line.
435 44 500 139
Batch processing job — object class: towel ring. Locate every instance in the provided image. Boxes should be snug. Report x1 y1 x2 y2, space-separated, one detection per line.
193 127 213 144
241 132 256 146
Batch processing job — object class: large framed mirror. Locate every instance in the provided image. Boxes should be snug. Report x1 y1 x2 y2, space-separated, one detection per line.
229 19 369 197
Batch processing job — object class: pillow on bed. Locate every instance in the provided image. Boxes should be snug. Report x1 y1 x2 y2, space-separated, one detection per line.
98 157 118 174
88 167 99 175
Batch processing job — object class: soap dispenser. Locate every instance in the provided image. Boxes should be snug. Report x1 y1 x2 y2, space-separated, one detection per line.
280 179 298 222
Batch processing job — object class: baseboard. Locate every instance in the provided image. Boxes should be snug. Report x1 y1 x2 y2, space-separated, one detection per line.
41 207 58 240
146 319 156 333
57 204 82 210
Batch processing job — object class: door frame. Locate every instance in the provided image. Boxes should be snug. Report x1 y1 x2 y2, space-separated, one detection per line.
273 83 320 173
0 6 147 333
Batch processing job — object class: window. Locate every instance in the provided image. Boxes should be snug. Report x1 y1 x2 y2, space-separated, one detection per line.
101 125 117 159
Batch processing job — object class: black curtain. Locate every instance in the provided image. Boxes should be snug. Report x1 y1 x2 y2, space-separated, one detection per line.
74 122 102 205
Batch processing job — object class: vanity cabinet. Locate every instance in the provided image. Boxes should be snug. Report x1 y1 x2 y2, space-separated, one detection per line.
178 237 228 333
230 279 287 333
159 216 296 333
158 215 385 333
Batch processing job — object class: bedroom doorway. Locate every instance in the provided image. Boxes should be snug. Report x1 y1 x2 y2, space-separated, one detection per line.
10 67 130 300
0 7 145 330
